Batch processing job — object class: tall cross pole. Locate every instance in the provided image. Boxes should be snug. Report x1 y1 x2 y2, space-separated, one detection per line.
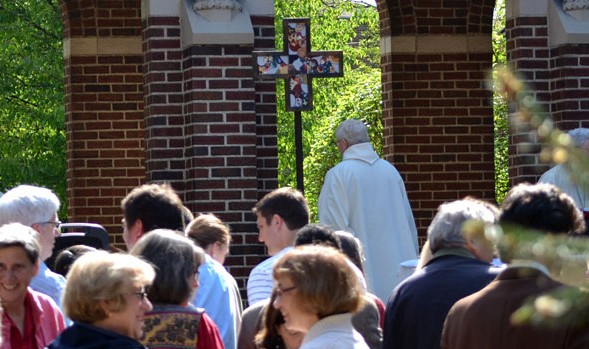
253 18 344 194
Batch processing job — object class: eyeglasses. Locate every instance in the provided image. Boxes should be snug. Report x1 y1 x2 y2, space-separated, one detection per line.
131 289 148 301
34 220 62 229
276 285 297 298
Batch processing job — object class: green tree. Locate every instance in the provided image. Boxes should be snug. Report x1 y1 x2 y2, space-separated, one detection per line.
493 0 509 204
0 0 66 217
274 0 382 221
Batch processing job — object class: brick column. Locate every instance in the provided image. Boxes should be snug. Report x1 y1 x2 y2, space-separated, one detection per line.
61 0 144 247
382 1 496 240
507 0 589 185
141 0 275 292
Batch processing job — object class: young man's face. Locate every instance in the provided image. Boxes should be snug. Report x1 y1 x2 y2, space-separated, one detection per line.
256 213 282 256
122 218 142 251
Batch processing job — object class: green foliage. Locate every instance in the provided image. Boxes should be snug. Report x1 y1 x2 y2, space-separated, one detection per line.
0 0 66 217
493 0 509 204
275 0 382 221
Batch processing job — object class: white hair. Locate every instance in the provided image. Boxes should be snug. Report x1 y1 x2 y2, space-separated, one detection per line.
0 185 60 226
568 128 589 149
428 199 497 253
335 119 370 146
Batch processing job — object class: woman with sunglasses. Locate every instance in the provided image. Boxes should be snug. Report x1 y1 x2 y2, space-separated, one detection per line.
47 251 155 348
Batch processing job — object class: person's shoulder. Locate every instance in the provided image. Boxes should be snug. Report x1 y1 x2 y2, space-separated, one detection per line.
38 263 67 285
29 288 61 311
539 164 564 183
200 256 225 276
242 299 267 320
250 257 273 274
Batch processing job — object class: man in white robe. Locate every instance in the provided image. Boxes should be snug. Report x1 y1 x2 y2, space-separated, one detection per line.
318 119 419 301
539 127 589 211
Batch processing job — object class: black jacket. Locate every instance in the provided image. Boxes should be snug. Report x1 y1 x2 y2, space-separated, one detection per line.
46 321 147 349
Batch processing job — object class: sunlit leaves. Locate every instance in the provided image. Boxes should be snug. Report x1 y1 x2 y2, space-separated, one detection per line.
275 0 381 221
0 0 66 217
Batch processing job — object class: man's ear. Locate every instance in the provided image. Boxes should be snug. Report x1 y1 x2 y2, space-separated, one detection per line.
272 214 285 230
131 219 144 237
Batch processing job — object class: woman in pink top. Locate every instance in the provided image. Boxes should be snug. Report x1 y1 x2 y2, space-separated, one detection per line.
0 223 65 348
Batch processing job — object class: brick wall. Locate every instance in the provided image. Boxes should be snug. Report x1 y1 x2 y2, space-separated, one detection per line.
140 10 277 292
382 1 496 241
505 16 550 185
551 44 589 130
62 0 278 298
61 0 144 247
143 16 185 189
506 8 589 185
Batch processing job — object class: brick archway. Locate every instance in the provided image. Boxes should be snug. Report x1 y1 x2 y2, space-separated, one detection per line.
60 0 589 297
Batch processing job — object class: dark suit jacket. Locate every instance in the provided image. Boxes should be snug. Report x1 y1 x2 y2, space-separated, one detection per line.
441 266 589 349
383 251 500 349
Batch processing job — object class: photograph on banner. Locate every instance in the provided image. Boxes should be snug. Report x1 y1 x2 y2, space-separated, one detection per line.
291 53 342 76
288 74 311 111
257 54 289 76
285 19 309 58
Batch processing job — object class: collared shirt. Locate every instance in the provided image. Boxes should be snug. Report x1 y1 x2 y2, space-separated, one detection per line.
1 288 66 349
30 261 66 309
247 246 293 306
4 295 37 349
429 247 477 262
509 259 551 276
192 255 242 349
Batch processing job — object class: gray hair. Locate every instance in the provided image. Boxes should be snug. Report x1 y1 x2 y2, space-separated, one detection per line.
130 229 205 305
0 185 60 226
568 128 589 149
335 119 370 146
428 199 498 253
0 223 41 264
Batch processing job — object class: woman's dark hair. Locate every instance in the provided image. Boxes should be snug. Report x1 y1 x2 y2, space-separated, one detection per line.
254 290 286 349
130 229 204 304
54 244 97 276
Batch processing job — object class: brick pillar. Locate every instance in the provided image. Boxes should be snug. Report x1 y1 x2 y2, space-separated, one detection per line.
61 0 145 247
381 1 496 240
507 0 589 185
142 0 275 293
142 14 185 188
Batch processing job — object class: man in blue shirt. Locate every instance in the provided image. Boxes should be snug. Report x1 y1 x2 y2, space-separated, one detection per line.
0 185 66 311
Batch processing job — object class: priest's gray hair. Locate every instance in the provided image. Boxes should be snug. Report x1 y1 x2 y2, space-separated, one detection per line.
335 119 370 146
428 198 498 254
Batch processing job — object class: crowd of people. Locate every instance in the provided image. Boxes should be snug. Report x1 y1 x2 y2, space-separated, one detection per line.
0 121 588 349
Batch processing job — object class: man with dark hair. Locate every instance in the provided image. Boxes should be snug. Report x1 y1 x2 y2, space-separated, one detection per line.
441 183 589 349
120 183 185 250
122 183 241 349
247 187 309 305
293 223 341 249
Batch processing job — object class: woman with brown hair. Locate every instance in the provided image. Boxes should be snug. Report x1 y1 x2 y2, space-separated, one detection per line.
254 290 303 349
272 245 368 349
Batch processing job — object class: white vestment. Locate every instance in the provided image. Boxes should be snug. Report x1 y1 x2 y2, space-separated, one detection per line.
539 164 589 210
318 142 419 300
